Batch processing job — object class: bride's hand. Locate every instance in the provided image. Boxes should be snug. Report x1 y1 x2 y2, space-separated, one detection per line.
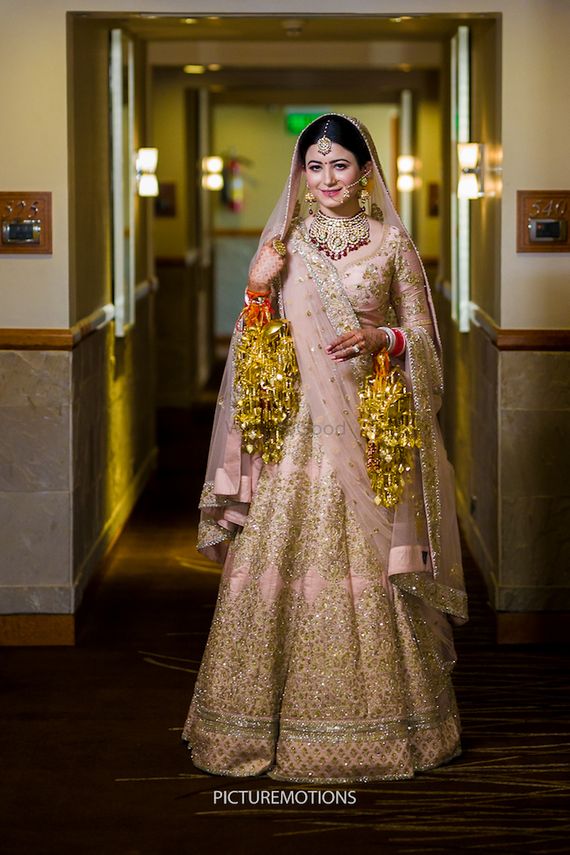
247 238 287 295
326 327 388 361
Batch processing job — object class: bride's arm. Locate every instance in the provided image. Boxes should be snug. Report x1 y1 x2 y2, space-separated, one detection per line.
246 239 287 297
387 231 436 354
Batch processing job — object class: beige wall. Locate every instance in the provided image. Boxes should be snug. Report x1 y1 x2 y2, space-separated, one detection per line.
152 71 189 258
500 3 570 328
416 101 441 259
0 2 70 327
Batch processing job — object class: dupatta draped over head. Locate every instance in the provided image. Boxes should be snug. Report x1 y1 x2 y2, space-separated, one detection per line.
198 113 468 632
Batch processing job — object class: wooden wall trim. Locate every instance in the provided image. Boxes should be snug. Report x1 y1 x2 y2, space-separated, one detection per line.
0 278 157 351
472 305 570 351
0 328 74 350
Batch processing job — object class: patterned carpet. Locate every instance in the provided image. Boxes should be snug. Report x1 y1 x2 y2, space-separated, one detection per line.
1 406 569 854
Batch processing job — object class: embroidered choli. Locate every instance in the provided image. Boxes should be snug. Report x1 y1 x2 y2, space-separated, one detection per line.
330 224 435 344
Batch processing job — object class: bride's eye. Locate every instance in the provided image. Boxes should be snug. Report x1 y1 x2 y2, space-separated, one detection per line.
308 164 322 172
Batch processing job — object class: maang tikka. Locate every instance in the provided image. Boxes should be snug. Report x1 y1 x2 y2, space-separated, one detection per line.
316 118 333 155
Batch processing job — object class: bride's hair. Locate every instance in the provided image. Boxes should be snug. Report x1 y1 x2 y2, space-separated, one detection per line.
297 115 371 167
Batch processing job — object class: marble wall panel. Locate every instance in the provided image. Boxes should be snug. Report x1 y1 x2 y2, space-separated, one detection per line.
499 349 570 610
501 494 570 588
0 351 71 492
501 350 570 411
0 403 70 492
0 491 71 596
497 584 570 612
500 408 570 498
0 351 69 406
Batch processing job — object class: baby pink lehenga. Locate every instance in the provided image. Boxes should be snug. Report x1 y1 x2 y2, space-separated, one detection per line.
181 220 468 783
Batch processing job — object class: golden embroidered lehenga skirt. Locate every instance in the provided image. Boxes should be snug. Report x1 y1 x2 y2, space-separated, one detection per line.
182 392 462 783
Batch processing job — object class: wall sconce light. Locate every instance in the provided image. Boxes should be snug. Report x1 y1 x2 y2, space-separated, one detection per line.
457 142 484 199
201 155 224 191
136 147 159 197
396 155 421 193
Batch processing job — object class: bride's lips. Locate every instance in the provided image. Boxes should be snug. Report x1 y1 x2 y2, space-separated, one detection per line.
321 188 342 197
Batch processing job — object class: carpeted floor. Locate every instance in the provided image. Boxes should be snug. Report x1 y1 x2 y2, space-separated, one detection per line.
1 403 569 855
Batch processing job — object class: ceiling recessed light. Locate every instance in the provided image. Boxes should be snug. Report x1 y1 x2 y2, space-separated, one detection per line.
183 17 198 24
398 63 412 72
183 64 206 75
389 16 413 23
207 63 222 72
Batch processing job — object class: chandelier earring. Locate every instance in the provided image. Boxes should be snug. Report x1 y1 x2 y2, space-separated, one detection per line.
358 173 371 211
304 187 317 215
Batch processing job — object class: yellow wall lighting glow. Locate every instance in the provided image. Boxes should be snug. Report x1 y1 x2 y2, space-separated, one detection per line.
397 174 415 192
457 172 481 199
458 142 481 171
202 155 223 173
138 173 159 197
183 64 206 75
136 147 158 174
202 173 224 190
397 154 415 174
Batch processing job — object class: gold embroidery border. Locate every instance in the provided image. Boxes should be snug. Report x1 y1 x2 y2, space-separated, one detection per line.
289 224 372 384
192 696 457 742
405 328 443 579
392 571 468 621
197 517 233 551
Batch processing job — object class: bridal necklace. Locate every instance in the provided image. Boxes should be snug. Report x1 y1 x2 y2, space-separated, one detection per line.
308 209 371 260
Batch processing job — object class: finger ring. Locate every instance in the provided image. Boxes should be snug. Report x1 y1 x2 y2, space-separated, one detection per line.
353 344 360 355
272 238 287 258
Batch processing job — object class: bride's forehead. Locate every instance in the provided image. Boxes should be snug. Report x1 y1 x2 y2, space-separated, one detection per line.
304 141 356 161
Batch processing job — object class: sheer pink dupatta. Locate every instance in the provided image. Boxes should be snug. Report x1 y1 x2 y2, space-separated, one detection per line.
197 114 468 642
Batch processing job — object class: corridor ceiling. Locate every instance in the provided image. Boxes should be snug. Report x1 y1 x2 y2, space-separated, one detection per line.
111 14 491 43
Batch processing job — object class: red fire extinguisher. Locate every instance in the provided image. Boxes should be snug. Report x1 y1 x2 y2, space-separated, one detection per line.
222 156 245 212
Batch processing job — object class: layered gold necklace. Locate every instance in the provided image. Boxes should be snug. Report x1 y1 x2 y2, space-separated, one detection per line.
308 209 370 260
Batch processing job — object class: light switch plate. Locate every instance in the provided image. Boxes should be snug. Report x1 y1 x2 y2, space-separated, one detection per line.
0 191 52 254
517 190 570 253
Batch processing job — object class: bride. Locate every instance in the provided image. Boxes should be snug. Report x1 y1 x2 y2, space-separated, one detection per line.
182 113 469 783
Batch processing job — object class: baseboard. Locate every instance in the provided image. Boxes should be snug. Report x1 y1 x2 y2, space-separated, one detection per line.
496 611 570 644
0 614 75 646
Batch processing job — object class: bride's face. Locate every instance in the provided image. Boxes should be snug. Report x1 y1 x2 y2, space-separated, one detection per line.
304 141 369 213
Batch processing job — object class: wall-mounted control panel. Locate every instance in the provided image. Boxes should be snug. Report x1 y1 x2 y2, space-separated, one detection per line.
0 192 52 254
517 190 570 252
